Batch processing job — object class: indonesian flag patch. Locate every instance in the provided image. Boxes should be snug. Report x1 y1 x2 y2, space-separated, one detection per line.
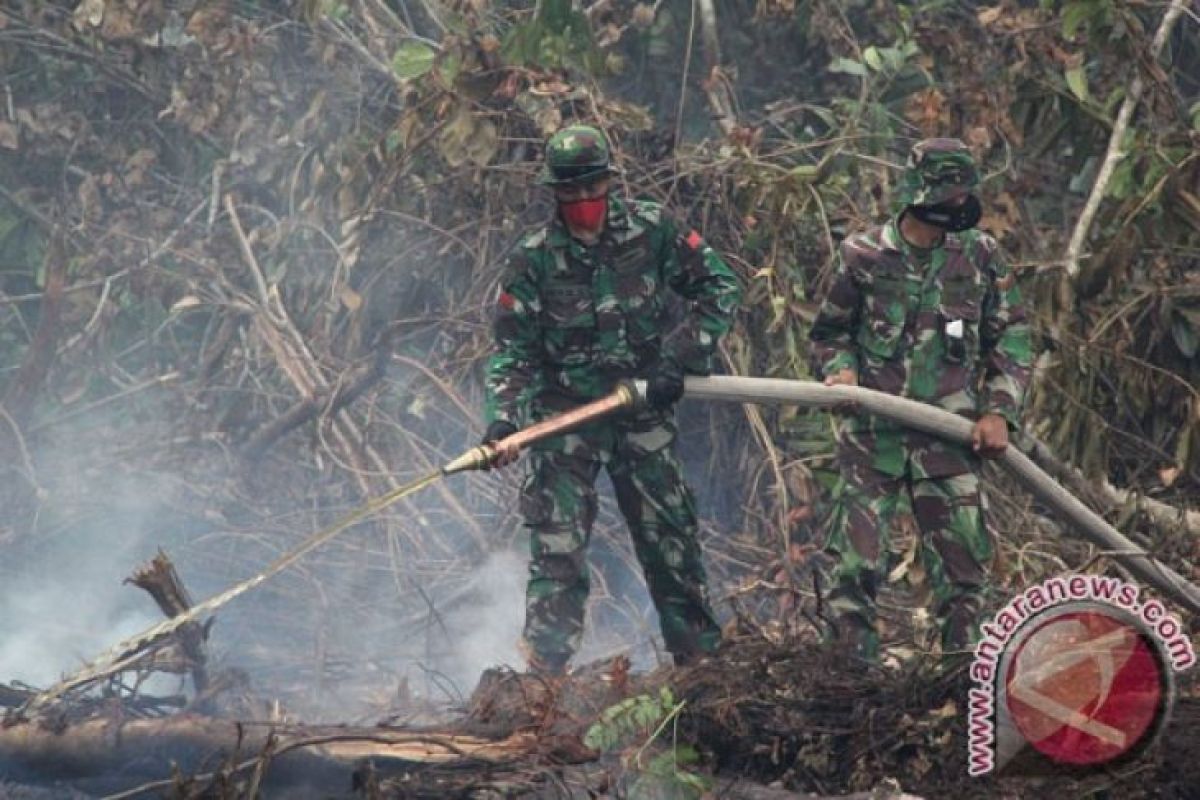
498 291 517 311
685 230 704 250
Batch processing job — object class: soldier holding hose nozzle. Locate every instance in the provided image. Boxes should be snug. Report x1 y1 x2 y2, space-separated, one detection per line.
482 124 742 675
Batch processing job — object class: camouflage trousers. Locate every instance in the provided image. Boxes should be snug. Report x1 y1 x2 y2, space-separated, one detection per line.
518 408 720 672
824 456 993 658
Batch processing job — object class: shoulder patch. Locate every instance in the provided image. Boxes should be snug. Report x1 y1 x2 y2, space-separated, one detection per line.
629 199 664 226
684 230 704 250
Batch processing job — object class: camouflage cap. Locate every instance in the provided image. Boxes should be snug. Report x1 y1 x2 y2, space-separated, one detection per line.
895 138 980 207
538 124 617 186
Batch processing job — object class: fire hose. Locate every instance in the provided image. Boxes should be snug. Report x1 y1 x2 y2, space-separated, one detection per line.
14 376 1199 720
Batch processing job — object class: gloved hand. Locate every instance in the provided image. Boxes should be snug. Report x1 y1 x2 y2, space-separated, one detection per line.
482 420 518 446
481 420 520 469
645 359 686 410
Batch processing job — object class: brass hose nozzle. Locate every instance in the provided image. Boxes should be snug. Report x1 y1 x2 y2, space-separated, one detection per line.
442 381 642 476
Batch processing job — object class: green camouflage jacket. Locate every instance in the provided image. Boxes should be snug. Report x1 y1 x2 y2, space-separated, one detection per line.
809 219 1032 473
485 197 741 426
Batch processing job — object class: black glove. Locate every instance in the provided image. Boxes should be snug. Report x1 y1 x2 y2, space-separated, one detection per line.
482 420 518 446
646 359 685 410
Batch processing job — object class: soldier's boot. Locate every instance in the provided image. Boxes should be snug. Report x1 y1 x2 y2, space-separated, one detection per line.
669 630 720 668
667 618 720 666
518 637 569 677
937 594 983 657
827 611 880 663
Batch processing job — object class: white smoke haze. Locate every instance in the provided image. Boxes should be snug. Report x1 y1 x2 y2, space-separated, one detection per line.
438 548 526 692
0 372 725 734
0 425 175 689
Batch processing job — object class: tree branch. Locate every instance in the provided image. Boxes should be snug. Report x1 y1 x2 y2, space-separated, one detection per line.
1063 0 1189 279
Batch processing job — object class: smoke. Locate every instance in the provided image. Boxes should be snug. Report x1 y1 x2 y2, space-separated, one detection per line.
0 425 174 689
0 388 731 728
437 549 526 692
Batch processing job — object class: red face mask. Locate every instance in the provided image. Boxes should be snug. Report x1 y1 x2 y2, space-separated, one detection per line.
559 196 607 232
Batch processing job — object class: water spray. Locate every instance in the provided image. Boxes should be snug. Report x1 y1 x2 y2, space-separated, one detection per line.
14 377 1199 721
11 382 642 720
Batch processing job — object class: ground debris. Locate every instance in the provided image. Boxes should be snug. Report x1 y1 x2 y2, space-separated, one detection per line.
3 629 1197 798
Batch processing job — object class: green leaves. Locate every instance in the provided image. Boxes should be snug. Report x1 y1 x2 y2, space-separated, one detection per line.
829 41 919 79
392 41 436 80
1062 0 1113 40
584 687 678 753
584 687 708 799
503 0 602 73
862 42 918 75
1065 64 1089 103
828 57 868 78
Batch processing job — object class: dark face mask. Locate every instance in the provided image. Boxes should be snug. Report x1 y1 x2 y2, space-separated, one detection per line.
907 194 982 232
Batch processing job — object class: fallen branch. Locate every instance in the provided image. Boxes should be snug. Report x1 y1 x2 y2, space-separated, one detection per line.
1022 435 1200 539
0 714 529 781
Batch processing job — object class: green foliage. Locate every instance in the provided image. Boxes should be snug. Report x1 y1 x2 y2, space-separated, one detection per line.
392 40 437 80
1065 63 1089 103
826 28 928 114
584 687 708 799
1061 0 1114 40
629 748 711 800
584 686 678 753
503 0 604 73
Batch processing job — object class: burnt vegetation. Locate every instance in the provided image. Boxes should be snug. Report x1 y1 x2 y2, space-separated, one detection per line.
0 0 1197 798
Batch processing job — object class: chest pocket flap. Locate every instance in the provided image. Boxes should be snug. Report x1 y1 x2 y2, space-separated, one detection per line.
541 282 595 365
858 272 907 359
939 273 984 321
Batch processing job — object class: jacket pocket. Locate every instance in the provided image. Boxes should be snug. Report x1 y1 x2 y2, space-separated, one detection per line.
857 318 903 360
541 284 595 366
939 277 983 364
857 275 907 360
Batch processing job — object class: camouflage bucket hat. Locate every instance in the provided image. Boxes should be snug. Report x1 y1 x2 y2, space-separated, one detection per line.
895 138 980 207
538 124 617 186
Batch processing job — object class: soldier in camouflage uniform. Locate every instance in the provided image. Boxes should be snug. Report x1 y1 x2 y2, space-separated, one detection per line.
483 124 742 674
809 138 1033 659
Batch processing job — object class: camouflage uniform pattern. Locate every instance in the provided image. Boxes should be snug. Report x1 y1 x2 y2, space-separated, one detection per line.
485 196 741 670
810 140 1033 655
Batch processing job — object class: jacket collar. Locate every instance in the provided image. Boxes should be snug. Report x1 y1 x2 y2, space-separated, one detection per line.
885 215 958 257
